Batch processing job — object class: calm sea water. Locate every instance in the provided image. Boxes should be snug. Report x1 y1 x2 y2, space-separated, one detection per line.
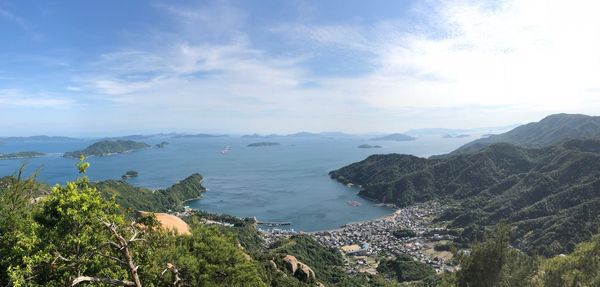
0 135 473 231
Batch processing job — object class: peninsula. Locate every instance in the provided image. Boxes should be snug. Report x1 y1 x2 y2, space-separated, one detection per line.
63 140 150 158
0 151 46 160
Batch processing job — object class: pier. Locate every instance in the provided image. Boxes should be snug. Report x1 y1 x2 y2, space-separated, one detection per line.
256 221 292 226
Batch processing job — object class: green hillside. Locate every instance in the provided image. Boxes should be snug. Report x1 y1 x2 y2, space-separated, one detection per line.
93 173 205 212
63 140 150 157
330 139 600 256
452 113 600 154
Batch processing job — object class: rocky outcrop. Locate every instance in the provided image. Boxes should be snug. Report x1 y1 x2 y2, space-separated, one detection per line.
137 211 191 235
282 255 315 283
296 263 315 283
267 260 277 271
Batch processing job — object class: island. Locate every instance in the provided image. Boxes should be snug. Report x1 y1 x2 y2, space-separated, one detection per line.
156 141 169 148
121 170 139 180
171 134 228 138
358 144 382 149
0 151 46 160
370 133 416 141
247 142 280 147
63 140 150 158
442 134 470 138
0 135 78 142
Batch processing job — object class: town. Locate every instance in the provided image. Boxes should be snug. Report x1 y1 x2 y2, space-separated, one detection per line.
259 201 457 275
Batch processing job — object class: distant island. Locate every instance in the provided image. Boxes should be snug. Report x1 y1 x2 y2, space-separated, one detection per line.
171 134 228 138
358 144 382 149
0 135 78 142
247 142 280 147
242 133 278 138
442 134 470 138
0 151 46 160
121 170 139 180
63 140 150 158
156 141 169 148
370 133 416 141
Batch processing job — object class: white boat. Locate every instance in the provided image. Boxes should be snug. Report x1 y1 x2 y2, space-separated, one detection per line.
221 145 231 154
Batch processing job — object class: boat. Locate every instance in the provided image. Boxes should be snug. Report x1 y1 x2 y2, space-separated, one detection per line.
221 145 230 154
347 200 361 207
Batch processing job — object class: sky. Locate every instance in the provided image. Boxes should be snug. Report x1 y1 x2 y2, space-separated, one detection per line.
1 0 600 136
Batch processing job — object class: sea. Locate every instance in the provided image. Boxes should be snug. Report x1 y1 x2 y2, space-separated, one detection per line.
0 135 474 231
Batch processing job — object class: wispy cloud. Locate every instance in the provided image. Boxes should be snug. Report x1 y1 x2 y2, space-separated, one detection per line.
0 89 73 108
0 7 42 40
280 0 600 122
26 0 600 133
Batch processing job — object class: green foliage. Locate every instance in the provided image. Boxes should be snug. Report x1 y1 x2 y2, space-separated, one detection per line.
24 157 129 286
393 228 417 238
263 234 400 286
452 113 600 154
140 220 267 287
64 139 150 158
0 158 269 286
0 167 41 286
532 230 600 287
455 224 538 287
93 173 205 212
434 243 453 252
377 254 435 283
270 234 346 283
331 139 600 255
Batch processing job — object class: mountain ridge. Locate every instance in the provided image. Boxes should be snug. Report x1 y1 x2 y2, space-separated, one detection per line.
451 113 600 155
330 138 600 256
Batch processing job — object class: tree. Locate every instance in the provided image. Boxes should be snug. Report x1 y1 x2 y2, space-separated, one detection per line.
377 254 435 283
455 224 537 287
140 219 267 287
0 166 41 286
14 157 137 286
532 229 600 287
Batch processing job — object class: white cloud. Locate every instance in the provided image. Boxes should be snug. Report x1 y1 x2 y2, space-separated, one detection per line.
70 0 600 133
342 0 600 112
0 89 73 108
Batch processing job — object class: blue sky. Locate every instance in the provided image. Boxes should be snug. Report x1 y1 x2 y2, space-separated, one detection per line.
1 0 600 136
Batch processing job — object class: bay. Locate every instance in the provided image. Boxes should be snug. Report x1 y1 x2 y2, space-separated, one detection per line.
0 135 473 231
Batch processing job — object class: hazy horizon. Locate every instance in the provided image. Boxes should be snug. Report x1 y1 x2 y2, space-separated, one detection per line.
0 123 520 138
2 1 600 135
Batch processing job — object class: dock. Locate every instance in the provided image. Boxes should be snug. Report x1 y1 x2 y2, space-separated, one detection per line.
256 221 292 226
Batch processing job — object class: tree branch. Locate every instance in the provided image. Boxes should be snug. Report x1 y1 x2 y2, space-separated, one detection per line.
71 276 136 286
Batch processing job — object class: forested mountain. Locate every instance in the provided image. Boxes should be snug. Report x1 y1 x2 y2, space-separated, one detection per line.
93 173 205 212
331 139 600 256
452 114 600 154
63 140 150 157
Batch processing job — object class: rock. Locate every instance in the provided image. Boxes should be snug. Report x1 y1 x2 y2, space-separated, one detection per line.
137 211 191 235
282 255 315 283
267 260 277 270
295 263 315 283
283 255 299 274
